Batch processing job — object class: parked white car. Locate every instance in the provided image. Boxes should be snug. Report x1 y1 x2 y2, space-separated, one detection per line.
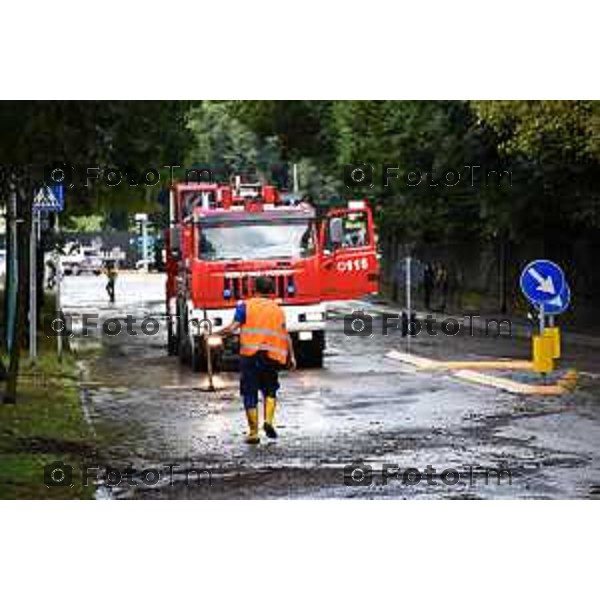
62 246 103 276
135 258 154 271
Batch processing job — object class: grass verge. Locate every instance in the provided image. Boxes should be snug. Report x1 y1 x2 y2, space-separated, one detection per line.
0 350 97 499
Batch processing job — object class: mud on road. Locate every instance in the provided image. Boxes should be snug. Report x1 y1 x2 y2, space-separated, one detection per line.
63 274 600 499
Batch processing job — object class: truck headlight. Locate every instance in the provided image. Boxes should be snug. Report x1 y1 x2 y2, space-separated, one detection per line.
305 312 324 322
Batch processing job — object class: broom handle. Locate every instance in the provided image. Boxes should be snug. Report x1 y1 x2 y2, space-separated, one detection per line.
205 336 214 389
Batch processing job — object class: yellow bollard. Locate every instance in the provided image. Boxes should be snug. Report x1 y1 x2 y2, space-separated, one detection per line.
544 327 561 360
532 334 554 374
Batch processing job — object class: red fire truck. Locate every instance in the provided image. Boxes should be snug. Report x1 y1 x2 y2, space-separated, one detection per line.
165 177 379 370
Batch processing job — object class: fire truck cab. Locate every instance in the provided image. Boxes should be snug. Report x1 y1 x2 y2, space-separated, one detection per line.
166 180 379 370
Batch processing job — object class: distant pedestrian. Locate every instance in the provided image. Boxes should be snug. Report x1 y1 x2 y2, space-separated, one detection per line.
104 261 117 303
433 263 449 313
46 259 57 290
439 265 449 312
423 263 434 310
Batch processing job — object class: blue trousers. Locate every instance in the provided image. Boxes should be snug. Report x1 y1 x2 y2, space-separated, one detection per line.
240 352 280 410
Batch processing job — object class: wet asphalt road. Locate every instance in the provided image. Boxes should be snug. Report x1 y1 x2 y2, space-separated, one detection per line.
62 273 600 499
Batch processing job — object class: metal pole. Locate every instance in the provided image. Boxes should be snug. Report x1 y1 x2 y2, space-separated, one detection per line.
406 256 411 352
29 211 38 362
293 163 299 193
539 302 545 337
55 213 63 361
141 218 149 272
6 188 18 352
205 336 215 392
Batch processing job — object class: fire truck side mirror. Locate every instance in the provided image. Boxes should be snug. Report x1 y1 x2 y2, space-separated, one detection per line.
329 217 344 246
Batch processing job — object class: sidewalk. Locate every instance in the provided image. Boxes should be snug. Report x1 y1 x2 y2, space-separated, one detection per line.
327 297 600 349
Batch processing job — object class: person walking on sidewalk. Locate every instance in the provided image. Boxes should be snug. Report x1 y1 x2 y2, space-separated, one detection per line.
104 261 118 303
219 276 296 444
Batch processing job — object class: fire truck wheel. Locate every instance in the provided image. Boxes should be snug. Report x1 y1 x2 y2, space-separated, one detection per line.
176 300 188 362
167 318 178 356
302 344 324 369
179 334 191 365
295 332 325 369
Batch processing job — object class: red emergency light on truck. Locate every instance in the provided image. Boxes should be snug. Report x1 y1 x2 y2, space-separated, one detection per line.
165 179 379 369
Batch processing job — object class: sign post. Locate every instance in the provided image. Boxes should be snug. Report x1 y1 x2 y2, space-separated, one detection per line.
520 259 569 374
520 259 566 335
542 282 570 360
55 213 63 362
520 259 566 307
29 211 38 362
406 256 411 352
32 185 64 361
395 257 424 350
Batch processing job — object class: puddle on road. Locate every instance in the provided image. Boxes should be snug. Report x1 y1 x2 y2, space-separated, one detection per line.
59 275 600 499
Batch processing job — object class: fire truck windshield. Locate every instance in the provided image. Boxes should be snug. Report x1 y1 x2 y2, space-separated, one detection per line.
198 220 315 261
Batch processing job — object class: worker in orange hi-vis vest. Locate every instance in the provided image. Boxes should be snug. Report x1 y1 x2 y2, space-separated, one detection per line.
219 276 297 444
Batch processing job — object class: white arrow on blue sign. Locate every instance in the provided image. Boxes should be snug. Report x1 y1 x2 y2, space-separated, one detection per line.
540 282 571 316
520 259 565 304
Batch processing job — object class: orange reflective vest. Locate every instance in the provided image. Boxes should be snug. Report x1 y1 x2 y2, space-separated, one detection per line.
239 298 289 365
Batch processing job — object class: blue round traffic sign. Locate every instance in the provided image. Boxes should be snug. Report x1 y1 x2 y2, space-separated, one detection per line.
540 282 571 316
520 260 565 304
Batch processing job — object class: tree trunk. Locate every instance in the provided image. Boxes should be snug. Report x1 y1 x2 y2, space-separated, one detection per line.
4 175 33 403
1 175 10 353
0 175 6 382
2 178 17 401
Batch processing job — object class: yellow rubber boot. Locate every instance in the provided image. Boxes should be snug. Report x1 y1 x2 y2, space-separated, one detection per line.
263 396 277 439
245 408 260 444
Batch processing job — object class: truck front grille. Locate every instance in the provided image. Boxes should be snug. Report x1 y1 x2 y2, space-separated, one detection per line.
224 274 295 300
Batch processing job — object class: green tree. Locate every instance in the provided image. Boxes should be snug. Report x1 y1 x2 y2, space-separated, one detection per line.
472 100 600 234
226 100 335 163
332 101 500 241
187 101 282 181
0 101 192 402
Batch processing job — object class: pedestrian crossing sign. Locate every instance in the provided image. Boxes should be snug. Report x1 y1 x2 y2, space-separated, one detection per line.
33 185 64 212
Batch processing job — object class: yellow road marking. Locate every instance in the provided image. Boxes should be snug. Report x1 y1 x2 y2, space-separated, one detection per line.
386 352 531 371
386 350 579 395
385 351 438 369
436 360 533 371
453 369 565 395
